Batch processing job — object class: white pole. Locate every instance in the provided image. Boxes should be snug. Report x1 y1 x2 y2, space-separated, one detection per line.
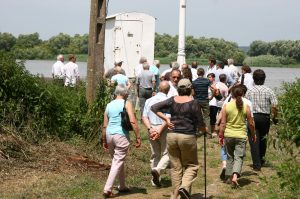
177 0 186 67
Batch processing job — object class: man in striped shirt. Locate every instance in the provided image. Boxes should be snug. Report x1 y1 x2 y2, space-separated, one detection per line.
246 69 278 171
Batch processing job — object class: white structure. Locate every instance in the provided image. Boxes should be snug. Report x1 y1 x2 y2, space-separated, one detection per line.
104 12 156 78
177 0 186 67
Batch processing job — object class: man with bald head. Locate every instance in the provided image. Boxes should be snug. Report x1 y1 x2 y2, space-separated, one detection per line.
142 81 170 187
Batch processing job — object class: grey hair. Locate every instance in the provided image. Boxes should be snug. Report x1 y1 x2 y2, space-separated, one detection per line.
153 60 160 65
143 62 150 69
227 58 234 65
171 62 180 69
139 56 147 64
114 84 128 96
57 54 64 60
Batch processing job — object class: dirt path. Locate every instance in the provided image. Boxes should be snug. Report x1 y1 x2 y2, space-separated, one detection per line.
0 132 277 199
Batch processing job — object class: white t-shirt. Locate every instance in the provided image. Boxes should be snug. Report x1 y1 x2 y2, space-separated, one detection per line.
239 73 254 90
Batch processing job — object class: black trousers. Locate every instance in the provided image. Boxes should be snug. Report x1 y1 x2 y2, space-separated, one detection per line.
248 113 270 168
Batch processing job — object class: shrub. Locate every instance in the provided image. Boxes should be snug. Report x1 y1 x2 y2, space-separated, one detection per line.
0 52 111 145
271 79 300 198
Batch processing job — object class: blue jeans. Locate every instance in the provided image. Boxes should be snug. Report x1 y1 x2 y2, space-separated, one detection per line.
221 146 227 161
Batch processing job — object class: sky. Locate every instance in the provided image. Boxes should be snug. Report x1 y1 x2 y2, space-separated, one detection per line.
0 0 300 46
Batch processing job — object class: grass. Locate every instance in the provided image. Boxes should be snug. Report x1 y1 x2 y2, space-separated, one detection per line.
0 124 286 199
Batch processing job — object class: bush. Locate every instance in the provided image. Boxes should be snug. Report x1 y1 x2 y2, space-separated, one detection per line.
0 52 111 144
271 79 300 198
277 79 300 146
243 55 280 66
0 52 63 140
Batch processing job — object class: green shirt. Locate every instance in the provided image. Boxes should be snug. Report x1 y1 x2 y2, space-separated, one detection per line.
224 101 247 139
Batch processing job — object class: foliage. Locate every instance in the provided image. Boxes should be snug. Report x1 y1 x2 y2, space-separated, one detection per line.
270 79 300 198
0 52 111 144
0 32 89 60
248 40 300 62
0 32 16 51
155 33 246 65
277 79 300 146
14 32 42 49
47 33 71 55
0 52 63 140
243 55 297 66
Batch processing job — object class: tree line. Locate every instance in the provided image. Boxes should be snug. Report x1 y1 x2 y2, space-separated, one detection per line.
1 32 300 66
0 32 88 60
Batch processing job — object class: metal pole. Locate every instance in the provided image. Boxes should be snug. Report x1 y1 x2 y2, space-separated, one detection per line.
204 133 207 199
177 0 186 67
86 0 107 105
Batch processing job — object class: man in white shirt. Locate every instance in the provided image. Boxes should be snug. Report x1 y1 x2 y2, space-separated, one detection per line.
52 54 64 79
205 58 217 77
62 54 80 87
167 69 181 98
142 81 170 187
227 58 240 82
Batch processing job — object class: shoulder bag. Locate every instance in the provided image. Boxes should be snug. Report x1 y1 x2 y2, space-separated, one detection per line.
120 100 133 131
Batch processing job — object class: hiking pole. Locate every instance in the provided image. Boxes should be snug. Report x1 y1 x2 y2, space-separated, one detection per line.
204 132 207 199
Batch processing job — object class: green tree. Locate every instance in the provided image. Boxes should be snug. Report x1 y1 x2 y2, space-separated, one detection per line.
67 34 88 54
0 32 16 51
248 40 269 56
14 32 42 49
47 33 71 55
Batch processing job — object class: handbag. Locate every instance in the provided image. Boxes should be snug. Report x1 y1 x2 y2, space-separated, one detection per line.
120 100 133 131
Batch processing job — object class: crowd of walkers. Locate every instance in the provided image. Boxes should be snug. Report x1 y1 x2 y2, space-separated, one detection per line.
101 57 278 199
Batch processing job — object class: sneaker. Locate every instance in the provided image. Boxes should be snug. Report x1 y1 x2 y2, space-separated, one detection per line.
151 169 161 187
178 188 190 199
220 168 226 180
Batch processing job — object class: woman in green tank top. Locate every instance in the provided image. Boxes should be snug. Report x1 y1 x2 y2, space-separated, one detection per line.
219 85 256 188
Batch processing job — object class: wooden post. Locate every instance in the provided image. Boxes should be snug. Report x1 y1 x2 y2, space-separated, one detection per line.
86 0 107 104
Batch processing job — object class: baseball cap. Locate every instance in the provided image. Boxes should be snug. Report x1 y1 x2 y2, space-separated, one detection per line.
178 78 192 89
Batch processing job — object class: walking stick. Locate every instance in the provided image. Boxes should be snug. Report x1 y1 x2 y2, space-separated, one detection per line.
204 132 207 199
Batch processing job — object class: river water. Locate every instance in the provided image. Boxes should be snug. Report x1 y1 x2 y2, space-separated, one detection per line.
24 60 300 90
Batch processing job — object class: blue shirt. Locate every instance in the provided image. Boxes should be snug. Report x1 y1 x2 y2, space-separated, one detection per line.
150 65 160 92
111 74 129 86
105 99 128 135
192 77 211 102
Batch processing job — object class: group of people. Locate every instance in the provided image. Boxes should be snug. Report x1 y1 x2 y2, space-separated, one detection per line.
101 57 278 199
51 54 80 87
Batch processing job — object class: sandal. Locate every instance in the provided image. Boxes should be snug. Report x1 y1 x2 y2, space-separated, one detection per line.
231 180 240 189
103 191 116 198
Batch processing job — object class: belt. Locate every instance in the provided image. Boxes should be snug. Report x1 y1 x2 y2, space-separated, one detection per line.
253 113 270 116
142 87 152 90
